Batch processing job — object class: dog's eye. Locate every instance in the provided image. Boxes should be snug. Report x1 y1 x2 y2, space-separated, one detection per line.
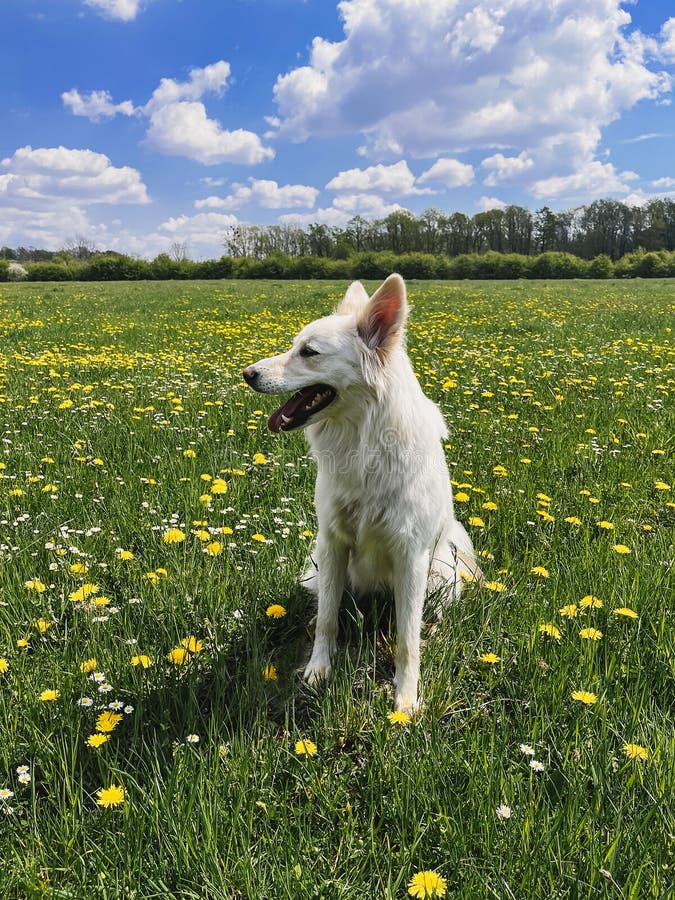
299 345 320 358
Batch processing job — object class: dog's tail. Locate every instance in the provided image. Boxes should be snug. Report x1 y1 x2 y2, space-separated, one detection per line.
428 517 483 599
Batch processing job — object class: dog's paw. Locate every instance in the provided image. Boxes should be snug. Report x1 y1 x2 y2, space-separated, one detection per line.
394 691 421 715
303 659 332 686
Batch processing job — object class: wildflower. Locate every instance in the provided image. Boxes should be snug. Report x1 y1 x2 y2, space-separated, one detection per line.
97 683 113 693
186 734 200 744
479 652 501 664
210 478 228 494
571 690 597 705
529 760 545 772
252 453 267 465
39 689 59 702
69 583 100 602
613 607 638 619
80 658 98 674
262 664 277 681
564 516 582 526
612 544 631 555
388 710 411 726
131 654 153 668
579 628 603 641
251 533 267 542
77 697 93 707
86 733 109 748
266 604 286 619
163 528 185 544
95 784 125 808
519 744 535 756
108 700 124 710
408 869 447 899
580 595 603 609
181 637 203 653
454 492 470 503
654 480 670 491
295 739 317 756
468 516 485 527
531 566 549 578
623 743 649 761
205 541 223 556
482 501 498 511
183 448 196 458
559 604 578 618
0 789 15 800
483 581 506 592
596 520 615 530
16 765 29 775
538 624 561 640
24 579 47 593
18 772 31 784
496 804 512 820
167 647 189 664
96 711 122 732
0 658 8 675
116 549 134 560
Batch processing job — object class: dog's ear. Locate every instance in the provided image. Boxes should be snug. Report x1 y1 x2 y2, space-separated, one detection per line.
336 280 369 316
357 273 407 353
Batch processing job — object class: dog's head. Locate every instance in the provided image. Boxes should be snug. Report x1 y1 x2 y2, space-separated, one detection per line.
242 273 408 432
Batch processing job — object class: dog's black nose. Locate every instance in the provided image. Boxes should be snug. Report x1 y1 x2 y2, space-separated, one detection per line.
242 366 259 387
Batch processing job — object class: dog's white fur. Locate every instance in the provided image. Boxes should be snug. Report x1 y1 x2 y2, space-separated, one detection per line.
244 274 480 711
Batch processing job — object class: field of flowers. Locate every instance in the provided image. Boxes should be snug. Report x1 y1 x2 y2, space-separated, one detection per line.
0 278 672 899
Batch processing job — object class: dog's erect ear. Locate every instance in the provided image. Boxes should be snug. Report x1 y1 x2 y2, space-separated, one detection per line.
336 280 369 316
357 273 407 353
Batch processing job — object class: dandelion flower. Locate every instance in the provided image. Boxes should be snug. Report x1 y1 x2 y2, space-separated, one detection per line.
131 654 153 668
294 739 317 756
86 733 109 748
623 743 649 761
0 658 8 675
205 541 223 556
468 516 485 527
266 604 286 619
571 690 597 705
479 652 501 664
252 453 268 465
483 581 506 593
531 566 549 578
388 710 411 726
612 544 631 555
613 607 638 619
580 595 603 609
654 481 670 491
565 516 582 526
408 869 447 899
163 528 185 544
251 533 267 543
559 604 578 618
210 478 228 494
96 784 125 809
180 637 203 653
579 628 603 641
116 549 134 560
596 520 615 530
39 689 59 702
538 624 561 640
262 664 277 682
80 658 98 674
454 492 470 503
96 711 122 732
24 579 47 593
167 647 189 664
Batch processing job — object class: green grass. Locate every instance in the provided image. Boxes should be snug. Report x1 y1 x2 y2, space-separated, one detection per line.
0 278 673 899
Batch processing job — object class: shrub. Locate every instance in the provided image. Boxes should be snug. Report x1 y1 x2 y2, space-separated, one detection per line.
7 261 28 281
348 252 398 280
587 254 614 279
195 256 234 279
0 259 8 282
81 255 150 280
26 262 73 281
395 253 438 279
530 252 586 279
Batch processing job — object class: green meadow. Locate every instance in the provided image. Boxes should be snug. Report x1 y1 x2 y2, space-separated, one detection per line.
0 278 672 899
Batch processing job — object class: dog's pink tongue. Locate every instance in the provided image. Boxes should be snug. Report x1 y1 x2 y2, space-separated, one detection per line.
267 388 311 432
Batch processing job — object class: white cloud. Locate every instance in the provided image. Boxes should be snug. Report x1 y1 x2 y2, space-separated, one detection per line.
279 193 405 227
145 102 274 165
417 158 475 188
326 160 430 194
83 0 145 22
158 211 239 251
195 178 318 210
63 61 273 167
61 89 137 121
531 160 638 200
1 146 149 205
659 17 675 60
477 196 507 211
652 176 675 189
272 0 672 204
143 61 231 113
480 151 533 186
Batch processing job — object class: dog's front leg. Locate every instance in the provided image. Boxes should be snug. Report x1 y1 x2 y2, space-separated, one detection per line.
393 550 430 713
303 532 348 685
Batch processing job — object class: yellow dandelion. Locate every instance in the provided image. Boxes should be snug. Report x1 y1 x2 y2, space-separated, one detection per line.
24 579 47 593
579 627 603 640
251 533 267 542
295 739 317 756
183 448 196 458
623 743 649 761
96 711 123 732
483 581 506 593
454 492 470 503
482 501 498 511
571 690 597 705
262 664 277 682
95 784 125 808
388 710 411 726
80 658 98 674
131 654 153 668
39 689 60 702
266 604 286 619
70 562 89 574
408 870 447 899
86 733 110 748
580 595 603 609
180 637 204 653
252 453 268 465
205 541 223 556
479 652 501 664
69 583 100 602
116 549 134 560
538 624 561 640
612 544 631 555
596 520 615 530
531 566 549 578
559 604 578 618
654 480 670 491
468 516 485 527
167 647 189 664
613 607 638 619
163 528 185 544
35 618 52 633
210 478 228 494
564 516 582 526
0 658 8 675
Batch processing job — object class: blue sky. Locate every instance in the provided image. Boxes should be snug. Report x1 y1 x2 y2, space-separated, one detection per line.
2 0 675 258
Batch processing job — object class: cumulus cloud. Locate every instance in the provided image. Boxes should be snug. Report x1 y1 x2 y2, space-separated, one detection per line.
272 0 672 203
477 196 507 211
62 89 138 120
416 158 475 188
531 160 638 200
195 178 318 210
62 61 273 166
326 160 431 194
83 0 145 22
279 193 405 227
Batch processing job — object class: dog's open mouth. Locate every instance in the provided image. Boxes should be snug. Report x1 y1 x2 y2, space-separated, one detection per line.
268 384 337 433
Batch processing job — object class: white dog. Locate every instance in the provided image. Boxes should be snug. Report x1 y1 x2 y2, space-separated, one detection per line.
243 274 480 712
